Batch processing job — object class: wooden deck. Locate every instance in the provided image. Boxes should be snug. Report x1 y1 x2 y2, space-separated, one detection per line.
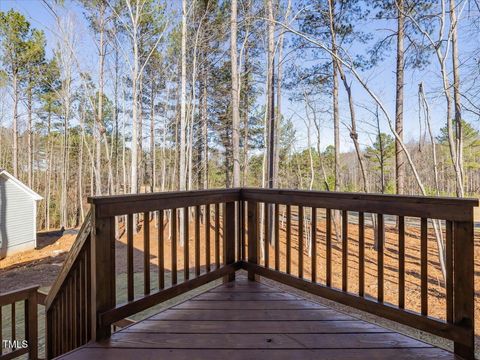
57 277 456 360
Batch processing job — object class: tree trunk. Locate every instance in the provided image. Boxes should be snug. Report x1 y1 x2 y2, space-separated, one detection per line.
420 82 446 278
231 0 240 188
328 0 341 242
96 6 105 196
12 72 18 177
266 0 276 246
449 0 464 197
131 10 140 196
328 0 340 193
45 110 52 230
27 84 33 188
241 4 251 186
395 0 406 195
78 123 85 225
327 0 368 194
201 64 208 189
375 106 385 193
180 0 187 193
61 105 69 229
275 0 291 185
312 110 330 191
113 24 120 194
150 79 156 193
266 0 276 189
179 0 188 244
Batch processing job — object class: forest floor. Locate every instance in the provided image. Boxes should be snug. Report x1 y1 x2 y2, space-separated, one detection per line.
1 210 480 350
0 230 78 292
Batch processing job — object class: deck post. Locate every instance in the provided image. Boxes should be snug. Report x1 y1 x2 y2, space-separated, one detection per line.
453 217 475 360
247 201 259 281
90 205 116 341
223 202 236 283
25 288 38 360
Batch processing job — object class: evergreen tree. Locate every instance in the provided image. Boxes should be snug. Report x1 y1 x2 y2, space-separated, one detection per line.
0 10 37 177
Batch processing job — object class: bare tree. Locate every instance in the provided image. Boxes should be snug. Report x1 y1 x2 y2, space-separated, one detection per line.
398 0 467 196
55 15 76 229
266 0 276 190
179 0 188 243
96 1 107 196
419 82 446 277
394 0 406 195
449 0 464 194
328 0 340 193
327 0 369 194
109 0 167 196
231 0 240 187
275 0 291 184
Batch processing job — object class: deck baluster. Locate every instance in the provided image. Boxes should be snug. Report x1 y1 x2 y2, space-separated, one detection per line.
298 206 304 279
274 204 280 271
223 202 236 283
286 205 291 275
358 212 365 297
127 214 134 301
247 201 259 281
445 220 453 323
184 207 190 281
158 210 165 289
420 217 428 316
205 204 211 272
377 214 384 303
326 209 332 287
215 203 220 269
171 209 178 286
311 207 317 283
143 212 150 295
264 203 269 269
195 205 201 276
241 201 247 261
398 216 405 309
342 210 348 292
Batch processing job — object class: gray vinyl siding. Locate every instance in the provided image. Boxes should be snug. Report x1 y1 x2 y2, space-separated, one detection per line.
0 176 36 257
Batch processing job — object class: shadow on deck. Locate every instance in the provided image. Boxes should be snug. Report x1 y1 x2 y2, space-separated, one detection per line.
57 276 455 360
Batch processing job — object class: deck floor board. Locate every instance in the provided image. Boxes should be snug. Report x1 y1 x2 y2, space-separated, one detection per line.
57 277 456 359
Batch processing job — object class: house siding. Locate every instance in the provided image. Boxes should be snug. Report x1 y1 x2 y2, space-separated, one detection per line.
0 176 37 258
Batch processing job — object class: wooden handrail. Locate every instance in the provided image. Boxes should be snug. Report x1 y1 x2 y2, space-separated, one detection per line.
87 188 241 217
87 187 241 204
36 289 48 306
242 187 478 205
0 285 38 306
0 286 39 360
241 188 477 221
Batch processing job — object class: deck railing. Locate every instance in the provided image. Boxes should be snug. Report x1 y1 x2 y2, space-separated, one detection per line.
44 211 92 358
1 188 476 359
86 189 241 342
241 188 477 360
0 285 40 360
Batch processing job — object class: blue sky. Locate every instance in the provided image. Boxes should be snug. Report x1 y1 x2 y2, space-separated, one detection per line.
0 0 478 153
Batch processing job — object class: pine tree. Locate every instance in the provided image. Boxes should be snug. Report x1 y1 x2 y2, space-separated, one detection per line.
0 10 35 177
